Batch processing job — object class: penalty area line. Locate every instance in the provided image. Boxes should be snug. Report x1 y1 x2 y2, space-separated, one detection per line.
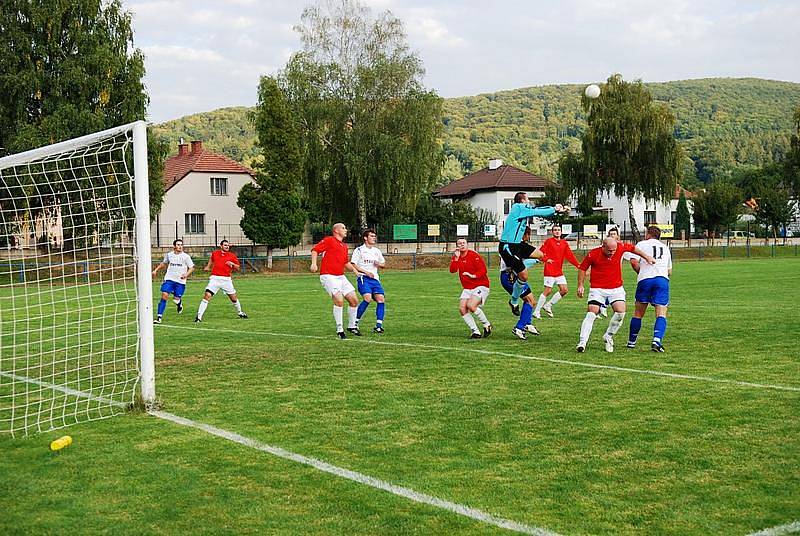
159 324 800 393
150 410 560 536
747 521 800 536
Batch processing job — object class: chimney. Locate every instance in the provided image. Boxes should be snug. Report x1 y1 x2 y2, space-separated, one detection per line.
190 140 203 155
488 158 503 170
177 143 189 156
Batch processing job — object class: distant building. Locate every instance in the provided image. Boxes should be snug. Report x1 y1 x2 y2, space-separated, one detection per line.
593 186 696 236
153 140 255 247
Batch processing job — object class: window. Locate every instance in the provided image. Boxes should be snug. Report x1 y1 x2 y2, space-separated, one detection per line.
643 211 657 225
504 198 514 215
671 211 677 225
185 213 205 234
210 177 228 196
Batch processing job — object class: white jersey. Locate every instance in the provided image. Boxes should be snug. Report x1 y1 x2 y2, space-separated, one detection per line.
350 245 385 280
162 251 194 283
633 239 672 282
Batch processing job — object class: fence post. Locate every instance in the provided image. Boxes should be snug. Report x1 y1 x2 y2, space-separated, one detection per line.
698 246 702 260
175 220 178 241
722 245 726 259
214 220 218 246
412 252 416 271
771 244 775 257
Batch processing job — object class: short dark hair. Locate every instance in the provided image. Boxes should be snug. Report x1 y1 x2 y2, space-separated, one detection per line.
173 239 183 246
220 239 230 246
607 228 619 236
362 228 376 240
551 224 561 230
647 225 662 239
514 192 527 203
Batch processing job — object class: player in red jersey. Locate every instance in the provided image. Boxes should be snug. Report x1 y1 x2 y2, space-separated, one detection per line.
195 240 247 322
310 223 362 339
450 238 492 339
532 223 580 319
575 237 655 353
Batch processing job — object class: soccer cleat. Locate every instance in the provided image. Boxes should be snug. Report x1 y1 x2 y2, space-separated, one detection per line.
238 312 248 319
543 304 554 318
512 327 527 340
153 317 161 324
508 300 520 316
626 342 636 349
176 301 183 314
347 327 362 336
194 317 202 323
483 324 492 338
373 326 384 334
469 331 482 339
533 310 541 319
524 324 540 336
576 343 586 353
337 331 347 339
651 341 665 353
603 334 614 353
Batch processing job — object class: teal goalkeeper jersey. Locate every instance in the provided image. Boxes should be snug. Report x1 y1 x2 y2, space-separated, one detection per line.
500 204 556 243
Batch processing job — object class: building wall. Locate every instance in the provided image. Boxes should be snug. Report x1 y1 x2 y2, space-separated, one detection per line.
465 190 546 233
597 192 692 233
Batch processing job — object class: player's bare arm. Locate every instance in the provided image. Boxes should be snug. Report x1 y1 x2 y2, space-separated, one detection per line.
577 269 587 298
152 262 167 277
344 261 360 277
181 266 195 280
310 250 319 272
632 247 657 265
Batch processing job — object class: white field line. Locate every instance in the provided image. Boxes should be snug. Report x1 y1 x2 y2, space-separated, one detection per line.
159 324 800 393
150 410 559 536
0 370 558 535
747 521 800 535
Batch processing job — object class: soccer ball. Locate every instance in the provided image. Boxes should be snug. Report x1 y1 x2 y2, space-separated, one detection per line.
584 84 601 99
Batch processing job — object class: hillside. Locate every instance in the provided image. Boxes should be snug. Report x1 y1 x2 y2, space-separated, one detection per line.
153 78 800 186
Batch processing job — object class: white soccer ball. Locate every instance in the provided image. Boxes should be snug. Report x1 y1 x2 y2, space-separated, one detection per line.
584 84 601 99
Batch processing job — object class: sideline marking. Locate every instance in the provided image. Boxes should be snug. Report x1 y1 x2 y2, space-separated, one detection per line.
747 521 800 536
160 324 800 393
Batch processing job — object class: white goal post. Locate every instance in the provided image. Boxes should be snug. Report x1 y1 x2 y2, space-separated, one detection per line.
0 120 155 436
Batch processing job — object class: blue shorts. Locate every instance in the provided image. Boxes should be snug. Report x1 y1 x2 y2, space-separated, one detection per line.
357 276 385 296
160 280 187 298
499 271 530 296
635 277 670 306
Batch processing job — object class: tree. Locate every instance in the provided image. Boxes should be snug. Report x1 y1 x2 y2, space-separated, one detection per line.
785 106 800 195
559 74 682 241
674 190 691 240
281 0 444 229
690 182 742 241
0 0 165 244
238 77 306 267
736 163 795 242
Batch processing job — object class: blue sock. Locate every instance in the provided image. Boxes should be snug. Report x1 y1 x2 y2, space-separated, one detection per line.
357 300 370 320
516 302 533 330
376 302 385 323
628 317 642 344
157 299 167 317
511 281 525 305
654 316 667 343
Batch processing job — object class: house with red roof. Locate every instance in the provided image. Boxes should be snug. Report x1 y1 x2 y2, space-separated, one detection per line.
153 140 255 246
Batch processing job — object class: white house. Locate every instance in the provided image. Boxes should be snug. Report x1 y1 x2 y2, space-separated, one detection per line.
593 186 695 237
153 140 255 247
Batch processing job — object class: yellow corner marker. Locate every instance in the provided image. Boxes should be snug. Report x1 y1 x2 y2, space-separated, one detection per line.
50 435 72 451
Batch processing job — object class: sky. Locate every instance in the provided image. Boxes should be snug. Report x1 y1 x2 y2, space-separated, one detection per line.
127 0 800 123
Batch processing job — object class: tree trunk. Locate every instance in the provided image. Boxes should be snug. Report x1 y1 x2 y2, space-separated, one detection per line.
356 184 368 231
267 246 273 269
627 198 641 242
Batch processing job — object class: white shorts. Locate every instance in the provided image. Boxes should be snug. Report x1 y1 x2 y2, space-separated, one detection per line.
320 274 356 297
543 275 568 287
459 286 490 305
206 275 236 296
588 286 626 306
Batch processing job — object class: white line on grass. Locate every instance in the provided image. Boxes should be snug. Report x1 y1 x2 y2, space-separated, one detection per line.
150 410 560 536
159 324 800 393
747 521 800 535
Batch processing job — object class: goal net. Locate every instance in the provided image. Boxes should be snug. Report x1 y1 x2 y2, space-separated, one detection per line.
0 121 155 437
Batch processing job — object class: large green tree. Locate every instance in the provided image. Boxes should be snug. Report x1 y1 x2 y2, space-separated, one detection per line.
0 0 166 242
690 182 742 240
238 76 306 267
281 0 444 229
674 190 691 240
558 74 682 241
786 106 800 195
735 163 795 242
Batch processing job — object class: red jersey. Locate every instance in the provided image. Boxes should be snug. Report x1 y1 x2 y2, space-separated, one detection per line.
210 250 240 277
449 249 490 289
539 237 579 277
312 236 349 276
579 242 636 289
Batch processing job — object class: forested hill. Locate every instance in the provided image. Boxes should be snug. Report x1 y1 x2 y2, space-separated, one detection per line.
153 78 800 186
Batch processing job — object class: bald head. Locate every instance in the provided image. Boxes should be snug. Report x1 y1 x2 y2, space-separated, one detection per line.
601 237 618 257
332 222 348 240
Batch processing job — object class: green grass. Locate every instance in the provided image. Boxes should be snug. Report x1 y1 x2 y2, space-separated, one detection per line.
1 258 799 534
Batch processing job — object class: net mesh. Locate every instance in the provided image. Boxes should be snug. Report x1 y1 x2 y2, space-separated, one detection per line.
0 126 144 436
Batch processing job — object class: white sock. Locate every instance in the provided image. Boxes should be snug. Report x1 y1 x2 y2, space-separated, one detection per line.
579 311 597 345
333 305 343 331
534 293 547 315
232 300 242 313
197 299 209 319
461 313 479 333
605 312 626 337
347 305 357 329
473 307 490 327
548 293 563 307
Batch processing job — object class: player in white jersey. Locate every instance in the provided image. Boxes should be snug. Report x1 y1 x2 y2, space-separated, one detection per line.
598 227 638 317
351 229 387 333
627 226 672 352
152 239 195 324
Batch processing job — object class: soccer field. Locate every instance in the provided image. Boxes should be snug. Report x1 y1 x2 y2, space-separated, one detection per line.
1 258 798 535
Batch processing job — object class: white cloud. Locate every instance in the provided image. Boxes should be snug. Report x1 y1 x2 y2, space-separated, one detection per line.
142 45 225 64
